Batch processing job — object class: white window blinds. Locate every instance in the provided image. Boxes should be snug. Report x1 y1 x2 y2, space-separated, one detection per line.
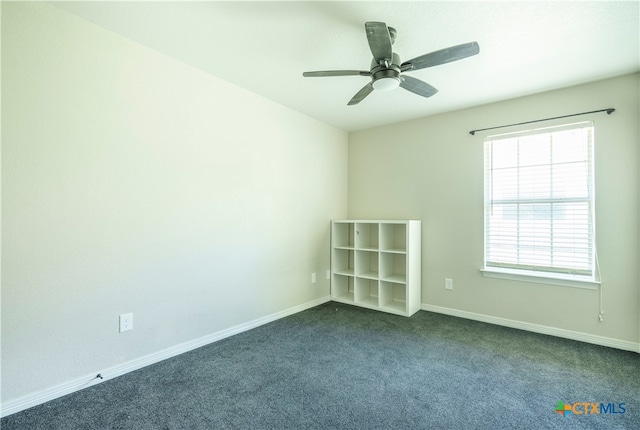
484 121 595 279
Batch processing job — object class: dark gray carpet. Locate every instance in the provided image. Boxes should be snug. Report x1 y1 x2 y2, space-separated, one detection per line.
2 302 639 429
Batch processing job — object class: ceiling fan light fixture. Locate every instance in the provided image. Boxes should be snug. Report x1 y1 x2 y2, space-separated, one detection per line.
372 76 400 91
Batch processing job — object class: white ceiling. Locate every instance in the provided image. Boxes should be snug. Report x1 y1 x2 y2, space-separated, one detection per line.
51 1 639 132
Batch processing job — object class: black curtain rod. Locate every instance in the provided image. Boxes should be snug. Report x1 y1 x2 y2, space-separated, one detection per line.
469 108 615 136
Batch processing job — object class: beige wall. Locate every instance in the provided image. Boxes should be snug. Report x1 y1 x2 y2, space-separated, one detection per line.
1 2 347 402
349 73 639 345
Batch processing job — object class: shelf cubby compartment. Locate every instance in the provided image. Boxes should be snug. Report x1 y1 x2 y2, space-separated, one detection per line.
380 281 407 314
332 274 355 303
332 248 354 276
332 222 355 249
355 278 379 308
379 252 406 283
380 223 407 253
355 222 379 250
355 250 379 279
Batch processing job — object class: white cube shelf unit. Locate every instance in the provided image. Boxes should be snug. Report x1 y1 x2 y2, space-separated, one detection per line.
331 220 421 317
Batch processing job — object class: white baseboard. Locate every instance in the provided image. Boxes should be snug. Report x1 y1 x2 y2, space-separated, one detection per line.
0 295 331 418
421 303 640 353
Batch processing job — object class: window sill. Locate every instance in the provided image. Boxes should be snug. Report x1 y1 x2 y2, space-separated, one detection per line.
481 268 600 289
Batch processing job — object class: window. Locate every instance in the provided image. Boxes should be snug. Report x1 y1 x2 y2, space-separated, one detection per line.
483 121 597 284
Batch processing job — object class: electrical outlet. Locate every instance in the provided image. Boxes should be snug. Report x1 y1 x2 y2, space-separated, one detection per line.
445 278 453 290
326 269 331 280
311 273 316 284
119 313 133 332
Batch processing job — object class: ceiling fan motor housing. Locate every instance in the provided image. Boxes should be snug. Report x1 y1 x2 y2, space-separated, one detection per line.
371 52 401 91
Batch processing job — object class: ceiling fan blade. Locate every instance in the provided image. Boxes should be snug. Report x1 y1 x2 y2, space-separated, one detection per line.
365 22 393 63
303 70 371 77
348 82 374 105
400 75 439 98
401 41 480 72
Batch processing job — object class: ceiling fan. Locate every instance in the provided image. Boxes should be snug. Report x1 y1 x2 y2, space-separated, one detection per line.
303 22 479 105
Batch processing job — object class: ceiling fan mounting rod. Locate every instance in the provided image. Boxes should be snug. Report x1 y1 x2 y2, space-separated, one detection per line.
388 26 397 44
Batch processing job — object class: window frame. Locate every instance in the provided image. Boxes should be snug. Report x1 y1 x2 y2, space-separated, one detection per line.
481 121 600 289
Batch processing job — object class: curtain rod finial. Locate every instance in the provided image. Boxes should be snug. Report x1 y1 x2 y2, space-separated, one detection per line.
606 108 615 115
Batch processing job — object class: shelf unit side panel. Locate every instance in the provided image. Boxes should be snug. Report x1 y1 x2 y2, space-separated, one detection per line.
407 221 422 315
